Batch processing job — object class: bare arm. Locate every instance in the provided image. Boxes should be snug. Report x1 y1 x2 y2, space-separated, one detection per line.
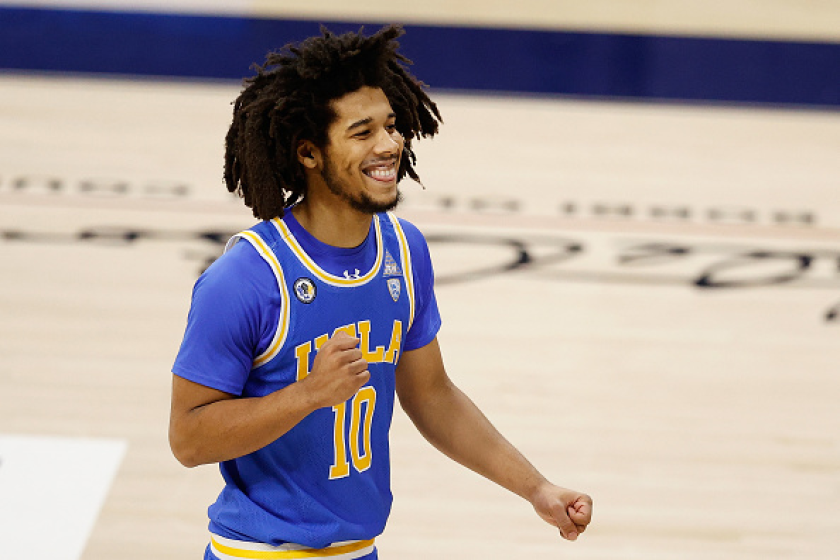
169 332 369 467
395 337 592 540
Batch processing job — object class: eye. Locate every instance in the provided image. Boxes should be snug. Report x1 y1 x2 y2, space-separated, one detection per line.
353 130 371 138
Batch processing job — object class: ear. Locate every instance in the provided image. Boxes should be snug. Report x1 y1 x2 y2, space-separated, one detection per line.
296 140 321 169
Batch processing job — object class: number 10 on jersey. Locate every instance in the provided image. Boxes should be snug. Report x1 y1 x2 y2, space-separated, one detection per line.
329 386 377 479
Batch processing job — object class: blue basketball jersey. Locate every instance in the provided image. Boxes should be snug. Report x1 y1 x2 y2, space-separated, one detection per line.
205 213 419 548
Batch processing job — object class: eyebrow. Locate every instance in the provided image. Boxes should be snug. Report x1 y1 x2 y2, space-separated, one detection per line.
346 113 397 132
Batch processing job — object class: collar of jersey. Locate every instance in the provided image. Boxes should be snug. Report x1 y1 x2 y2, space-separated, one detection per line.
270 215 384 287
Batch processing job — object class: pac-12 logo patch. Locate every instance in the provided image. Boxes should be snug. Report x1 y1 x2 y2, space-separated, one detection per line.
383 250 402 277
293 277 317 304
387 278 401 302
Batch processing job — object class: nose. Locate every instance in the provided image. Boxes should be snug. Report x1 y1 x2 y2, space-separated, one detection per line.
374 127 401 156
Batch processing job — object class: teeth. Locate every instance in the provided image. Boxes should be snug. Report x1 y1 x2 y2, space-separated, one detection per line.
367 167 395 179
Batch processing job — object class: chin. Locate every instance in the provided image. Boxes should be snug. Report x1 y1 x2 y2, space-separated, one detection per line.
350 189 401 214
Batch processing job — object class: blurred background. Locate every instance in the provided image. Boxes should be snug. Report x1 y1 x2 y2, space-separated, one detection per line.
1 2 838 559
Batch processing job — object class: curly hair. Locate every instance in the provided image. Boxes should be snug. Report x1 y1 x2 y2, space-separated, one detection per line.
224 24 443 220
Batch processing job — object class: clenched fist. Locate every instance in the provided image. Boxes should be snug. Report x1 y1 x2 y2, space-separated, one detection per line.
301 331 370 409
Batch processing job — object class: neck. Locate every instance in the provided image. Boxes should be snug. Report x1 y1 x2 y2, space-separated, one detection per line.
291 199 374 248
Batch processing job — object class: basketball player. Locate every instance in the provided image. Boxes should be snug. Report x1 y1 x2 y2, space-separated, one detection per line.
169 25 592 560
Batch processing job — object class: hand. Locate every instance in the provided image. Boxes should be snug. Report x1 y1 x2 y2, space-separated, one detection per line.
531 482 593 541
302 331 370 408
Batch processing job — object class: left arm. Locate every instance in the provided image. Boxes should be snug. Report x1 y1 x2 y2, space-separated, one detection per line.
395 337 593 541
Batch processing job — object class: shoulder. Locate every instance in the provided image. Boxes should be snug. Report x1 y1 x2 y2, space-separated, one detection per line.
393 215 424 238
193 236 277 304
387 215 435 284
205 237 266 282
389 215 430 253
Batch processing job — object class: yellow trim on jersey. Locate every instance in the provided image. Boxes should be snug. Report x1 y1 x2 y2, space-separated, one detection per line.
232 230 291 369
386 213 415 331
210 536 375 559
270 216 384 287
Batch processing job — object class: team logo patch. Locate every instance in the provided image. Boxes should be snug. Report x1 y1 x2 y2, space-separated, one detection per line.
383 250 402 277
293 277 317 304
387 278 401 302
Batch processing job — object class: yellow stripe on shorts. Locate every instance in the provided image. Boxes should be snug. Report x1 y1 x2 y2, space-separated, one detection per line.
210 536 375 560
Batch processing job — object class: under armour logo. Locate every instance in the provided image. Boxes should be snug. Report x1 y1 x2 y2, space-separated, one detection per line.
343 269 361 279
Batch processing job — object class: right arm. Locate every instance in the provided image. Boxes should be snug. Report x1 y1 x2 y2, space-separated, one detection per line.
169 331 370 467
169 241 369 467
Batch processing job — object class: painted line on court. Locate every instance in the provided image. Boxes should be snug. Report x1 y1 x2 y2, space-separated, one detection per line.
0 435 127 560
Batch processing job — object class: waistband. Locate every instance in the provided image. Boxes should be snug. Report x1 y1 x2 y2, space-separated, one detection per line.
209 534 376 560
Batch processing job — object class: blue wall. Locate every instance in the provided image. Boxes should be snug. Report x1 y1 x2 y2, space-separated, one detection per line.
2 6 839 108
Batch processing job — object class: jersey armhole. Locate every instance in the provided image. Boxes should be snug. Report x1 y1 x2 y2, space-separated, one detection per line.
229 231 291 369
385 213 417 332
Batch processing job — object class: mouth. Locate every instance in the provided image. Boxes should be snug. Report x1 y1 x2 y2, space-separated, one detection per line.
362 158 398 184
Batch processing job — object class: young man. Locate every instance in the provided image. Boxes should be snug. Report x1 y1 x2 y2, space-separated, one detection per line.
169 25 592 560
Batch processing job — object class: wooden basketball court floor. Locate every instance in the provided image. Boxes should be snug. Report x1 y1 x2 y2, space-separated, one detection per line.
1 5 839 560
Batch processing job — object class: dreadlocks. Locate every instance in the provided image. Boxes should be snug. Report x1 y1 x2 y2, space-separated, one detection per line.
224 24 442 220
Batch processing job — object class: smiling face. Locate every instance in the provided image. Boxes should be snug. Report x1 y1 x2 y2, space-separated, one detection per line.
299 86 405 215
